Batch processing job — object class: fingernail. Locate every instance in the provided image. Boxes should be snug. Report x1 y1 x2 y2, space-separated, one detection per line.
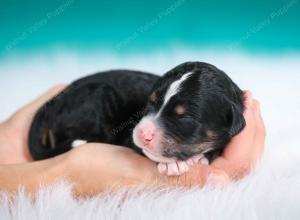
243 90 251 98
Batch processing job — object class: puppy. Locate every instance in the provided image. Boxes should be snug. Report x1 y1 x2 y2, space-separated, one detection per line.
29 62 245 176
29 70 159 159
132 62 245 175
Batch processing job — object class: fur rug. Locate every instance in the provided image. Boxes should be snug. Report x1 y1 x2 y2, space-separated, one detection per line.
0 50 300 219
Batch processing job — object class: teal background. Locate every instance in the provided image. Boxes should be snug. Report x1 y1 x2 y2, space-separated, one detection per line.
0 0 299 57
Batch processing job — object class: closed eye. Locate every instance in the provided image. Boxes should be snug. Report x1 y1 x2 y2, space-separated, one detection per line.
177 114 201 128
177 114 193 120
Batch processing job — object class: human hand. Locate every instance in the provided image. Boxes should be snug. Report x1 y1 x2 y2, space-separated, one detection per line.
0 85 66 164
0 85 265 195
171 90 266 186
66 91 266 194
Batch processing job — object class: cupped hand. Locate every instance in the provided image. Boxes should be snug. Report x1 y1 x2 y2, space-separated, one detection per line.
170 90 266 186
0 85 66 164
0 84 266 195
67 91 266 194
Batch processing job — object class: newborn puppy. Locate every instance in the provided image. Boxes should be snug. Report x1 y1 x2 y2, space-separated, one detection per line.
29 62 245 176
132 62 245 175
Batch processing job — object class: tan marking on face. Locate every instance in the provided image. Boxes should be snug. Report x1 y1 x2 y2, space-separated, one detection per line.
150 92 157 103
174 105 186 115
161 135 214 157
206 130 217 139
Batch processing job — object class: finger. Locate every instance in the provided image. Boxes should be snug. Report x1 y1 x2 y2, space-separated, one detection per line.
242 90 255 129
252 99 266 161
218 102 256 161
253 100 266 137
243 90 253 110
209 93 258 178
253 99 260 114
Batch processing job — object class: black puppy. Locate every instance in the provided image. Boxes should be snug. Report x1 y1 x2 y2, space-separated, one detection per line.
29 62 245 176
132 62 245 175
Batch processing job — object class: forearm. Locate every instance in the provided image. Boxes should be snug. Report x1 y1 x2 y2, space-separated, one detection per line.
0 154 69 194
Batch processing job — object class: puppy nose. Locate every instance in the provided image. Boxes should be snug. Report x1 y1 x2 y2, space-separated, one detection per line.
137 122 156 145
139 129 154 144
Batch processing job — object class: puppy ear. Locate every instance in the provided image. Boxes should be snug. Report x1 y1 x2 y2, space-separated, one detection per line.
227 104 245 137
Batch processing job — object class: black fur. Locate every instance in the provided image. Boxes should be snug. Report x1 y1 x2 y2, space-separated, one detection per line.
29 70 159 160
29 62 245 162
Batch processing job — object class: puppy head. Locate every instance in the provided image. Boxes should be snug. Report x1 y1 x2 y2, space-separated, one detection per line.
133 62 245 163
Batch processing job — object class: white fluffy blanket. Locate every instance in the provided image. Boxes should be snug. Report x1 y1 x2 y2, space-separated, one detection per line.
0 51 300 219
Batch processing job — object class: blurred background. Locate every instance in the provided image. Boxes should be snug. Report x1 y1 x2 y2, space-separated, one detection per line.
1 0 300 54
0 0 299 148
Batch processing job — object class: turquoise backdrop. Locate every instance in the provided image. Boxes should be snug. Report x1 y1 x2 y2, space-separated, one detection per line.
0 0 299 57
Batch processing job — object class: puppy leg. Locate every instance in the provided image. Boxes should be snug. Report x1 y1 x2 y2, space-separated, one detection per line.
158 161 190 176
186 154 209 165
158 154 209 176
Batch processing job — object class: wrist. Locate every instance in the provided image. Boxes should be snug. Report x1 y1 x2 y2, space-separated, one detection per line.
0 155 66 194
21 154 72 194
39 154 72 184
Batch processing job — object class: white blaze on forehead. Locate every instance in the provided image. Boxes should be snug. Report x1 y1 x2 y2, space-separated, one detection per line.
156 71 193 117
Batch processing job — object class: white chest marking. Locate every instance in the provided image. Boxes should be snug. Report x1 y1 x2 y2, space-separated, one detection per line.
156 72 193 117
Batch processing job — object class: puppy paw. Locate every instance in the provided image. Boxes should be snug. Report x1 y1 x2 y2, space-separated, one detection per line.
199 157 209 165
157 155 209 176
71 140 87 148
157 161 190 176
186 155 202 165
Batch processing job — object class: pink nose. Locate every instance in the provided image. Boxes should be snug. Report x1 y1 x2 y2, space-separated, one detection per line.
137 121 156 146
139 129 154 144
